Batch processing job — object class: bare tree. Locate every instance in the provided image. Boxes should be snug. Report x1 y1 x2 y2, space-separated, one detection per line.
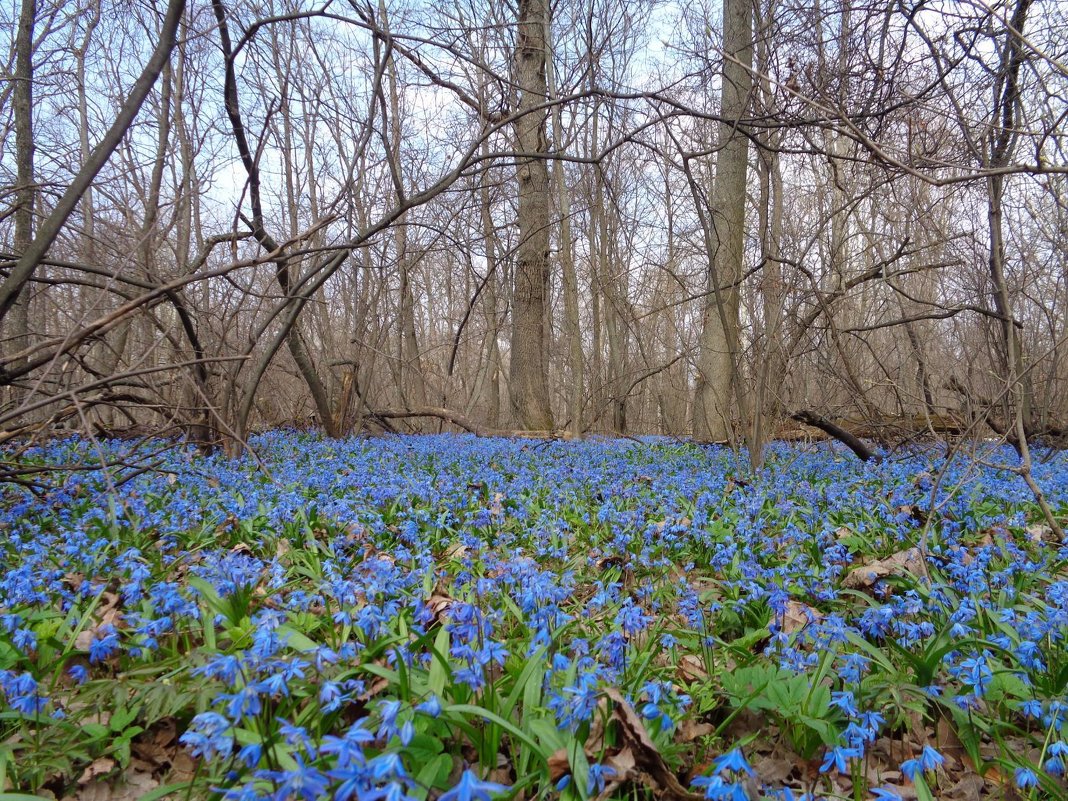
509 0 554 430
693 0 753 443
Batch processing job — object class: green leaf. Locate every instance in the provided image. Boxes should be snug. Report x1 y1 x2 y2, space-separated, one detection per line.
277 624 318 653
110 704 140 731
412 753 453 800
443 704 548 765
187 576 223 612
406 731 445 759
986 671 1029 704
502 647 546 718
528 716 567 753
82 722 110 740
730 626 771 653
428 626 451 698
567 736 591 801
798 714 838 746
914 774 936 801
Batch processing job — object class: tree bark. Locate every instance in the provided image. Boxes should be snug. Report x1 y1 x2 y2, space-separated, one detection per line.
509 0 554 430
693 0 752 441
791 410 878 462
546 15 582 437
985 0 1033 451
7 0 36 388
377 0 427 413
478 137 503 427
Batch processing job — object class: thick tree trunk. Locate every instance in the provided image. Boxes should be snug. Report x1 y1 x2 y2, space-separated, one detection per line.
8 0 36 390
693 0 752 441
509 0 554 430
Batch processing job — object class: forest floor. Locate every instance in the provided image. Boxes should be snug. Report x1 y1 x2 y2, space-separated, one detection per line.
1 433 1066 801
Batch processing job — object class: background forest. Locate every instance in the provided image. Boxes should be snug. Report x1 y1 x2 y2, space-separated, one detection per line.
1 0 1067 461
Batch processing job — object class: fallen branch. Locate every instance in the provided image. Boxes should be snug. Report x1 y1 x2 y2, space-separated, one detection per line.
790 410 879 462
371 406 575 439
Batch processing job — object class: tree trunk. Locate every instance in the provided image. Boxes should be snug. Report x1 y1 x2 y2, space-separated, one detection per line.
478 137 503 427
693 0 752 441
546 17 582 436
509 0 554 430
8 0 36 395
986 0 1034 445
378 0 427 413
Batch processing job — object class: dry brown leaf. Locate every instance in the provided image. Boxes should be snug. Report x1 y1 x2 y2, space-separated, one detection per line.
74 781 111 801
549 708 608 782
603 747 637 779
935 715 970 773
131 740 169 769
590 748 637 801
548 750 572 783
74 591 123 652
357 674 391 702
781 600 820 634
603 688 704 801
78 758 116 785
425 594 454 625
945 774 985 801
65 572 86 592
166 751 196 783
841 548 924 590
75 764 158 801
444 543 468 560
1026 524 1055 543
470 753 513 787
677 719 714 743
551 688 708 801
595 554 627 571
753 755 793 785
152 718 177 749
676 654 708 683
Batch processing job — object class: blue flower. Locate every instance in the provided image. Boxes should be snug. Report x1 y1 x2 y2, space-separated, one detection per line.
820 746 860 774
263 756 329 801
180 712 233 761
438 770 510 801
919 745 944 772
711 748 754 777
416 695 442 717
587 763 616 793
237 743 262 768
88 625 120 663
900 758 921 781
1014 767 1038 789
692 775 749 801
12 627 36 652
